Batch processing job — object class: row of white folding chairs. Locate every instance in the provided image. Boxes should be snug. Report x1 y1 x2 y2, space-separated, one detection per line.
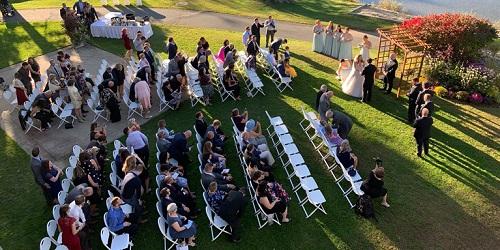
210 55 236 102
231 125 283 228
298 107 364 208
258 48 293 92
236 52 265 97
264 111 327 218
185 60 207 107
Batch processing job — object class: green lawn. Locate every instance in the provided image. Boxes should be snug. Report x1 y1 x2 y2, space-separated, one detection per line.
0 21 70 68
11 0 393 31
1 23 499 249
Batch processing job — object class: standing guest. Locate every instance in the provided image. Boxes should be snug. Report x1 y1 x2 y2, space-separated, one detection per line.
338 27 353 60
266 48 277 67
223 48 237 69
413 108 433 157
224 43 234 57
194 112 208 136
73 0 85 16
242 26 251 47
257 182 290 223
165 37 178 60
216 39 229 62
198 37 210 50
231 108 248 132
31 91 54 130
315 84 328 111
166 203 197 247
224 64 241 100
121 155 148 219
27 57 41 83
359 35 372 62
121 28 132 60
318 91 334 121
415 82 435 115
312 20 324 53
30 147 52 203
112 64 126 99
331 25 342 58
107 197 139 236
283 46 291 60
133 31 145 58
246 35 259 57
419 94 434 117
99 81 122 123
407 78 422 124
361 159 390 207
12 72 28 106
144 44 156 82
68 195 91 250
382 52 398 94
60 3 69 19
251 18 264 46
269 37 287 60
102 67 113 83
47 59 65 80
58 204 82 250
206 181 246 243
326 110 353 139
322 21 334 55
89 122 106 141
361 58 377 103
125 126 150 167
264 15 277 48
161 80 181 109
17 62 32 95
336 59 351 82
168 130 192 167
41 160 63 204
198 56 214 105
83 3 98 31
134 79 152 118
47 74 63 97
67 80 84 122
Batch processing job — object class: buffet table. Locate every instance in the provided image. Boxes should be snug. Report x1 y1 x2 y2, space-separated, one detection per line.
90 19 153 39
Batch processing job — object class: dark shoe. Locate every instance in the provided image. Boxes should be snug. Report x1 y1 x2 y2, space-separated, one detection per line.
416 153 422 158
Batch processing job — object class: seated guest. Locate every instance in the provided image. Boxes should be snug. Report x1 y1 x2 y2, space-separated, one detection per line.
277 59 289 77
241 120 268 149
89 122 106 142
86 135 107 168
160 187 194 219
167 130 192 167
41 160 63 204
66 184 96 218
283 59 297 78
167 55 181 78
194 111 208 137
223 64 241 100
168 73 183 92
98 82 121 123
244 143 274 168
336 139 358 170
325 110 353 139
166 203 197 247
246 157 272 179
361 159 390 207
114 148 129 179
283 46 291 60
107 197 139 236
161 80 181 110
206 181 246 242
206 119 225 143
157 119 174 139
256 181 290 223
102 67 113 82
157 131 171 154
320 121 343 147
47 74 63 98
58 204 82 250
161 175 196 212
204 131 224 154
231 108 248 132
201 163 236 192
202 141 226 168
201 153 225 174
245 55 257 70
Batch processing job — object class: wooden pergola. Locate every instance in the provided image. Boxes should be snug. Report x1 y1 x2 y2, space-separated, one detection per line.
375 26 429 97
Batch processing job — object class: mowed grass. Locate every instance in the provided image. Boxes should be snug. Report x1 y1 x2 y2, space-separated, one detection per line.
11 0 393 31
0 23 498 249
0 21 70 68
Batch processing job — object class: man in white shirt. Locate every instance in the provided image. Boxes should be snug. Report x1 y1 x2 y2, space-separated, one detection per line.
69 195 87 226
133 31 145 57
264 16 277 48
242 26 251 47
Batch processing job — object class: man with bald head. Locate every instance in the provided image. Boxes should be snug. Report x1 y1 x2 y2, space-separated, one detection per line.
413 108 433 157
382 52 398 94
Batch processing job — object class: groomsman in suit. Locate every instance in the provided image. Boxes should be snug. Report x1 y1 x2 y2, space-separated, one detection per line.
361 58 377 102
407 78 422 123
264 16 277 48
251 18 264 46
415 82 435 116
72 0 85 16
382 53 398 94
165 37 177 60
413 108 433 157
246 35 259 57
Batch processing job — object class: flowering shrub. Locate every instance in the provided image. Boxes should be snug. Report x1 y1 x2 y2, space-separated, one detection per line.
434 86 448 97
469 92 484 103
455 91 470 101
400 13 497 62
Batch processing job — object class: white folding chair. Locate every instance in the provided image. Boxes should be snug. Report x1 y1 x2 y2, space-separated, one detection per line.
46 219 62 245
55 245 69 250
122 93 143 119
51 103 75 128
205 206 232 241
100 227 131 250
23 111 42 134
87 99 108 123
158 217 180 250
156 201 164 218
300 189 327 218
58 191 68 205
72 145 82 157
52 204 61 221
40 237 53 250
114 140 124 150
65 167 75 180
68 155 78 168
110 172 122 191
61 179 74 192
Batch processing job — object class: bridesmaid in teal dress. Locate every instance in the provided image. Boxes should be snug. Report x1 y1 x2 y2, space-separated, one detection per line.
331 25 342 58
338 27 353 60
322 21 334 55
312 20 324 53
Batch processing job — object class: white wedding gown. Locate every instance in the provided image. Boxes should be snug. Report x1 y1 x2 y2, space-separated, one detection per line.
342 62 364 98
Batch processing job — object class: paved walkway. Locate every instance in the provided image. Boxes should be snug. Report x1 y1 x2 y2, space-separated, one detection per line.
6 6 377 42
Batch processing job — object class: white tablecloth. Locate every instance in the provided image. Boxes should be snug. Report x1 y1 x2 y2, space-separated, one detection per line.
90 20 153 39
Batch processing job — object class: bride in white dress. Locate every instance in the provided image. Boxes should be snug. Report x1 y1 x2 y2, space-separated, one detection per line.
342 54 365 98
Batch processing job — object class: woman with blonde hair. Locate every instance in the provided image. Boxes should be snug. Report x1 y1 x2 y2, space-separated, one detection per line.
336 139 358 170
166 203 197 246
312 20 324 52
338 27 353 60
322 21 335 55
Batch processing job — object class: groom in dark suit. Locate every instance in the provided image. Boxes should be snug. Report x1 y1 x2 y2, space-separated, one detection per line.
361 58 377 102
382 52 398 94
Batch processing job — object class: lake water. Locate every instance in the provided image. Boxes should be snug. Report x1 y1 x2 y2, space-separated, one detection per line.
361 0 499 21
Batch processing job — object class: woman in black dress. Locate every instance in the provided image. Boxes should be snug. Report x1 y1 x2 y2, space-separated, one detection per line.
257 181 290 223
223 64 241 100
112 64 126 99
99 83 121 123
27 57 41 83
361 162 390 207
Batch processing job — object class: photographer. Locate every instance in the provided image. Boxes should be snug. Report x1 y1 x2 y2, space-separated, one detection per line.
361 158 390 208
264 16 277 48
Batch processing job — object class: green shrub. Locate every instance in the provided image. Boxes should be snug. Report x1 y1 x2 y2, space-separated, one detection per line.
434 86 448 97
455 91 470 101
